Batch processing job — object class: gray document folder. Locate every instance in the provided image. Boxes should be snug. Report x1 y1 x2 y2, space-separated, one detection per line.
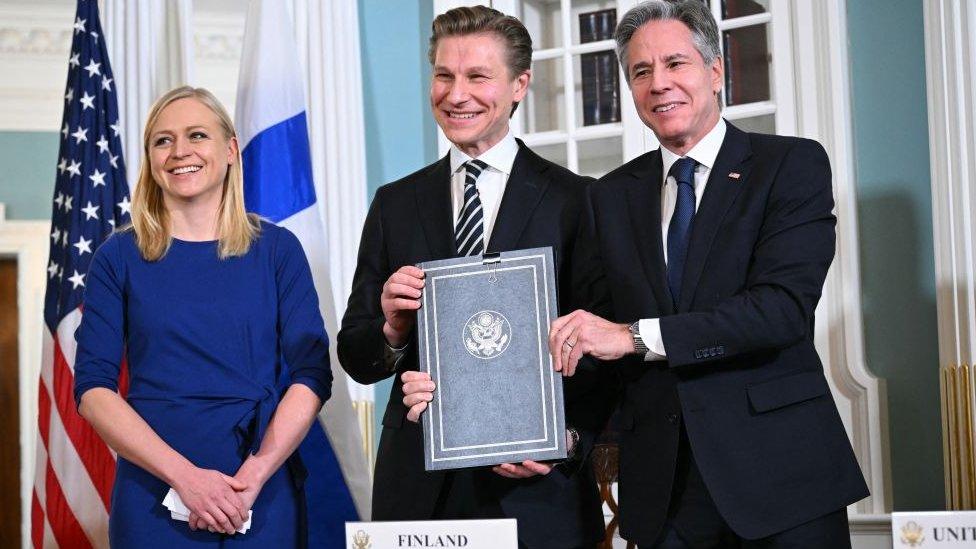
417 247 567 471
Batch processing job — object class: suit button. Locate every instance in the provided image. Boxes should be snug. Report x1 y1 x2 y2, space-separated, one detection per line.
667 413 679 425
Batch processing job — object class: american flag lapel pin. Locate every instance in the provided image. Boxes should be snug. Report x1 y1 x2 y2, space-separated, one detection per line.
728 172 741 180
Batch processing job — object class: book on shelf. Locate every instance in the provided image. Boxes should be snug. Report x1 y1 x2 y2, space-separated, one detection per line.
579 9 620 126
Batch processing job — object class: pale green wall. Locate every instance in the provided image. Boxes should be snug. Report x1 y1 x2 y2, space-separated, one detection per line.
0 132 59 220
847 0 943 510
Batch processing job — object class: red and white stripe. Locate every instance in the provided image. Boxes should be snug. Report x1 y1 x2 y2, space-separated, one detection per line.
32 308 114 548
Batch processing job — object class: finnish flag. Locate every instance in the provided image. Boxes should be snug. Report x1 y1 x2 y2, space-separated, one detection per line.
235 0 371 544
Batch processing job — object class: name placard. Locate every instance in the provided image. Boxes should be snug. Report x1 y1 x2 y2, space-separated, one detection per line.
345 519 517 549
892 511 976 547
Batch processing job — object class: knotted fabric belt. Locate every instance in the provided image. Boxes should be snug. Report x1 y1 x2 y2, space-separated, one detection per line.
233 385 310 548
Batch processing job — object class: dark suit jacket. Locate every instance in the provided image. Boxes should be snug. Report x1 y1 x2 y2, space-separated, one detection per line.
337 140 614 549
573 123 869 544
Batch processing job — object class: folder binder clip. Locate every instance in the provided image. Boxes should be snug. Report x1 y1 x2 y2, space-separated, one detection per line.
483 252 501 284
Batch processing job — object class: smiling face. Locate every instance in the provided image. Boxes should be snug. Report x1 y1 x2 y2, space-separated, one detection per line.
430 33 530 157
625 19 723 156
147 97 238 209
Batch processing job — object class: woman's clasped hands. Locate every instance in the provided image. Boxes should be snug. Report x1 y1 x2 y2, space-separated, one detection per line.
174 464 250 535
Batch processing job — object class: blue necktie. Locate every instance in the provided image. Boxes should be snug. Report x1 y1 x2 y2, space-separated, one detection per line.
666 157 697 304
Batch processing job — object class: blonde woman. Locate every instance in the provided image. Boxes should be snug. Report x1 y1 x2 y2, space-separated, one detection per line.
74 86 331 547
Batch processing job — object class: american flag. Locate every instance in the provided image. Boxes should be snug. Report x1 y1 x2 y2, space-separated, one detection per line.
32 0 130 546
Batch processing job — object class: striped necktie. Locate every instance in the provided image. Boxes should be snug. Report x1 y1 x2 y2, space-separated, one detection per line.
455 159 488 256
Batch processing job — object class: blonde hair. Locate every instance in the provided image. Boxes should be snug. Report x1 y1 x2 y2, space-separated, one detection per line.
131 85 260 261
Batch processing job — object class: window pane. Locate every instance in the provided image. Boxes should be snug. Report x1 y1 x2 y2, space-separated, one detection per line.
532 142 569 169
578 136 623 177
523 0 563 50
721 0 769 19
722 24 770 106
729 114 775 134
523 57 565 133
575 52 622 127
573 3 616 45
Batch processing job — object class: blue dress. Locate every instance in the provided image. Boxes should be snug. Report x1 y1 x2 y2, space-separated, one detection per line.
74 222 332 547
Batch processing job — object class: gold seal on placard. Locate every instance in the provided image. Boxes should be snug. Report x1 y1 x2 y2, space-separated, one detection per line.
900 521 925 547
351 529 371 549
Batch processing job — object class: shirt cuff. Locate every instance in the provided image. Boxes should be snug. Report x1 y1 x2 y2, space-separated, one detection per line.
638 318 667 361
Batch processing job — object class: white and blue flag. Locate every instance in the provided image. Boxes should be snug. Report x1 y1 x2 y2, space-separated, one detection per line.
235 0 371 543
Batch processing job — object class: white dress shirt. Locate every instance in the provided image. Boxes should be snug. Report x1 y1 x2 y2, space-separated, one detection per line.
449 130 519 247
639 119 727 360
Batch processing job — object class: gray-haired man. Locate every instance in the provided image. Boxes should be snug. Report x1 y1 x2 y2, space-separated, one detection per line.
548 1 869 547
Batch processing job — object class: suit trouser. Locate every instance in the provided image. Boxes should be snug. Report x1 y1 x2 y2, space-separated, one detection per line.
432 469 595 549
648 424 851 549
431 469 505 520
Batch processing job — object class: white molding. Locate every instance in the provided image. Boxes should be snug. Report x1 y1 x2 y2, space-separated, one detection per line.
717 12 772 31
924 0 976 371
850 514 893 549
599 512 891 548
768 0 796 136
0 4 73 53
723 100 777 120
192 5 245 114
923 0 976 507
534 39 616 59
193 21 243 62
792 0 890 514
0 4 73 131
850 513 893 532
0 215 50 549
0 26 72 57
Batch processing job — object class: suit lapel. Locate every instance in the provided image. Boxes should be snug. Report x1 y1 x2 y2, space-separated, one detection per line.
677 122 753 311
625 150 675 313
414 154 457 260
486 141 550 253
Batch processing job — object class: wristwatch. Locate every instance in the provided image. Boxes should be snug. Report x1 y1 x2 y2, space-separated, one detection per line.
566 427 580 459
629 321 648 355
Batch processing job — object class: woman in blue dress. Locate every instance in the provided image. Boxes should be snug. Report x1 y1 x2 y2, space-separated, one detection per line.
74 85 332 547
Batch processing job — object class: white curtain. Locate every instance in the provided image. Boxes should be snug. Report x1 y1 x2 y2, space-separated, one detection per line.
102 0 194 189
292 0 371 403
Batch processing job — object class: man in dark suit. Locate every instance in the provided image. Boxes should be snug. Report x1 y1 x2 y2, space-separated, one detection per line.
548 1 869 547
337 6 613 549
